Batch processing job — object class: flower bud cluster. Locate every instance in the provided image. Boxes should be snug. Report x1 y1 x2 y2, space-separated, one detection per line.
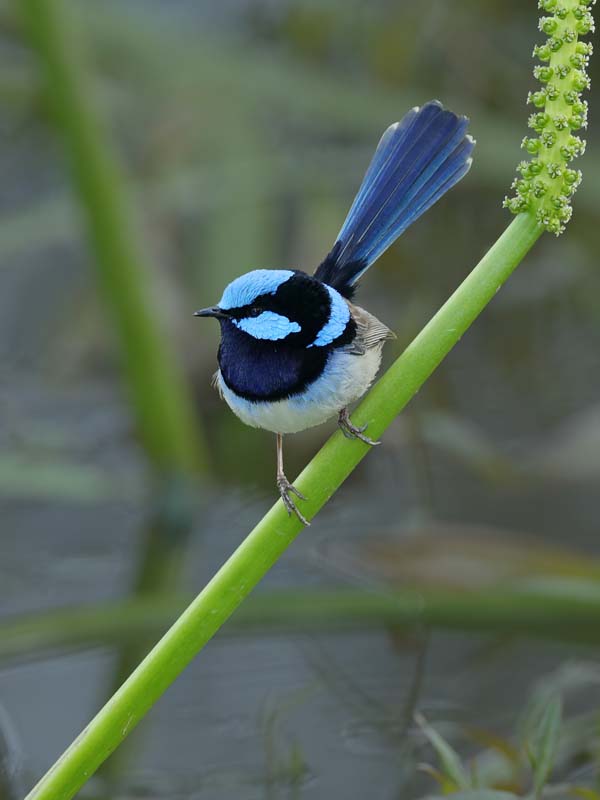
504 0 595 234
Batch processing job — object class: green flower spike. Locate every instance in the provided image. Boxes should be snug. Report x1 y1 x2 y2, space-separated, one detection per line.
504 0 595 234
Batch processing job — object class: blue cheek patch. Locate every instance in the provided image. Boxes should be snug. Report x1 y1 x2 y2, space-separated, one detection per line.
234 311 301 341
309 285 350 347
219 269 295 310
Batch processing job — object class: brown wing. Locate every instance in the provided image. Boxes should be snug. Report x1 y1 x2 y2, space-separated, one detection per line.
344 302 396 355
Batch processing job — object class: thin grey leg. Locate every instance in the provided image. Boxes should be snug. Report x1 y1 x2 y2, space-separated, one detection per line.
275 433 309 526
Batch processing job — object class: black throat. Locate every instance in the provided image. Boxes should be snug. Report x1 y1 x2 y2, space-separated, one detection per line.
217 320 330 402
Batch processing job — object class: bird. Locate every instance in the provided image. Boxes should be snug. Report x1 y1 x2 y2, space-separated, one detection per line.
195 100 474 525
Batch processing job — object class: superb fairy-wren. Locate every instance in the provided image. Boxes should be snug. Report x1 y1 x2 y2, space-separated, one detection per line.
196 101 474 524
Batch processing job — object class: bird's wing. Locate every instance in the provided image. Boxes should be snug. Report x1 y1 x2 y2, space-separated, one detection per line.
344 303 396 355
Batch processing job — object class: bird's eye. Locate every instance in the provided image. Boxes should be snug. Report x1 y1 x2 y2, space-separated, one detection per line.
249 306 262 317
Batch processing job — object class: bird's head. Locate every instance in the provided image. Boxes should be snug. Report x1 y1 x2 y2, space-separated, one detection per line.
195 269 353 349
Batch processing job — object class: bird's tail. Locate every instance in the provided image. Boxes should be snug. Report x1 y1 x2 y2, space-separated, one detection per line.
314 100 475 297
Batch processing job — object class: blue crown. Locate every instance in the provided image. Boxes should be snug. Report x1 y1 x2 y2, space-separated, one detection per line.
219 270 295 310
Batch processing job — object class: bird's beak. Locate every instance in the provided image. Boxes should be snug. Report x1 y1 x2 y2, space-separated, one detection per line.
194 306 229 319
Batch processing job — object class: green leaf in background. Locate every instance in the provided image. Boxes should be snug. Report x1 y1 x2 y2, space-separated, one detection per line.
524 696 562 798
518 663 600 742
416 713 471 793
463 728 522 795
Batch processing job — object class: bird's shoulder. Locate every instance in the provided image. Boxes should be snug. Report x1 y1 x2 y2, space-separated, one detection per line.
343 301 395 355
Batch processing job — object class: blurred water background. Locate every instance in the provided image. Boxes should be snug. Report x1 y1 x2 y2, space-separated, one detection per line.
1 1 600 798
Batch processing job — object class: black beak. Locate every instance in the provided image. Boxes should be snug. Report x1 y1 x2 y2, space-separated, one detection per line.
194 306 229 319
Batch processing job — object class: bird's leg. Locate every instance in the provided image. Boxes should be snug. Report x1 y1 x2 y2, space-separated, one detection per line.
338 407 380 446
276 433 309 526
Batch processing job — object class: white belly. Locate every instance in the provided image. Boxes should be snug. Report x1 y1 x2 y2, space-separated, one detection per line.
216 345 384 434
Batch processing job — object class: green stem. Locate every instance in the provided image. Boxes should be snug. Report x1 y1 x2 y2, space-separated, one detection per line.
4 585 600 665
19 0 207 475
24 212 543 800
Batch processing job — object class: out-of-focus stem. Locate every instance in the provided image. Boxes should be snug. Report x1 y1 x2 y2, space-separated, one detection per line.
20 0 208 476
4 584 600 665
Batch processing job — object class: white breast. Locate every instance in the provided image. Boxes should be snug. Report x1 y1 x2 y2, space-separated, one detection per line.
216 344 384 434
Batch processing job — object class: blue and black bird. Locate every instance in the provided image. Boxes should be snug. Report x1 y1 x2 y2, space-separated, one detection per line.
196 101 474 524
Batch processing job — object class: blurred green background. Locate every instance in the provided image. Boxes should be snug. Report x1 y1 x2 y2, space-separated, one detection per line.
2 1 600 798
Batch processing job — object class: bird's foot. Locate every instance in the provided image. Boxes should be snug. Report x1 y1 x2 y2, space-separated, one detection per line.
276 474 310 526
338 408 380 446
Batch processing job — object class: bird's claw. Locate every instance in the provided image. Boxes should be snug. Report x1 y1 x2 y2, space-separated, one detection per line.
277 476 310 526
338 409 381 446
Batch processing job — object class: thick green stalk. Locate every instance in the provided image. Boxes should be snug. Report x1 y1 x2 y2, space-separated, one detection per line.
24 212 543 800
19 0 207 475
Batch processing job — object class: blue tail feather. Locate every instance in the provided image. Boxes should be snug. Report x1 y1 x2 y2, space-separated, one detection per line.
314 101 474 297
357 133 474 267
